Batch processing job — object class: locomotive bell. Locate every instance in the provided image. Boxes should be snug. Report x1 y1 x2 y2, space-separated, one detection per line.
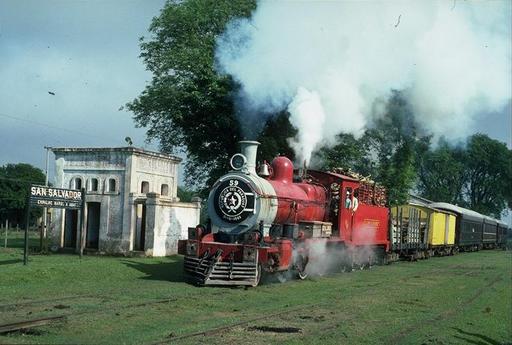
258 161 270 177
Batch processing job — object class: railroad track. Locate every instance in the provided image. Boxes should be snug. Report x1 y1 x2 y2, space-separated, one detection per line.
0 298 177 335
148 303 326 345
0 315 66 334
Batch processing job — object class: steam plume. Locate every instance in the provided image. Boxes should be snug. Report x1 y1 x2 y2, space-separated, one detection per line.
216 1 511 163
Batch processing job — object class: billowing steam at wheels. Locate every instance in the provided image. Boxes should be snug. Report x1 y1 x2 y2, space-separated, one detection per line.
178 141 508 286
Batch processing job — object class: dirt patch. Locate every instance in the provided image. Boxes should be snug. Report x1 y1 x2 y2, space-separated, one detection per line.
247 326 302 334
299 315 313 320
54 304 71 310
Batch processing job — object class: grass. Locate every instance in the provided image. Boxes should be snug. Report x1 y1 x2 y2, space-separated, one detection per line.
0 234 511 345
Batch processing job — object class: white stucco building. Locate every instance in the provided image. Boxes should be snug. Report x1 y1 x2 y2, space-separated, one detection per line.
49 147 200 256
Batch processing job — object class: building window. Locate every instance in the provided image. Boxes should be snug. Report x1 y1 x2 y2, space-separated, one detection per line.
70 177 82 190
161 184 169 196
89 178 99 192
141 181 149 194
108 178 117 193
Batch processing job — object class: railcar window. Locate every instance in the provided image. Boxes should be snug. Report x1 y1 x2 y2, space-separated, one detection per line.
345 188 352 208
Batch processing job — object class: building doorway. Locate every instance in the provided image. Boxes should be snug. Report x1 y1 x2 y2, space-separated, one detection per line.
64 209 78 248
86 202 101 249
134 203 146 251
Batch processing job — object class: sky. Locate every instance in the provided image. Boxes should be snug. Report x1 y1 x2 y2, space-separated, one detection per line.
0 0 166 176
0 0 511 221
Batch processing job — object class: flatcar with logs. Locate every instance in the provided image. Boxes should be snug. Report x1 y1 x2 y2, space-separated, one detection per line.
178 141 509 286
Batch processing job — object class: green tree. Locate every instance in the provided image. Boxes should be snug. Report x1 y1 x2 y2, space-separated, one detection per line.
256 111 297 164
362 91 428 206
316 133 373 175
417 140 466 204
0 163 45 226
316 92 428 207
127 0 258 193
463 134 511 217
177 186 196 203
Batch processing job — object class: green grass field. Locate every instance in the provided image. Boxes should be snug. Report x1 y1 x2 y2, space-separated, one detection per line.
0 233 511 345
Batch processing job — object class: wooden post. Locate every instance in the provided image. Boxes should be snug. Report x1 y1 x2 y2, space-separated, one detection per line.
39 219 43 252
4 219 7 248
24 195 30 265
79 188 86 259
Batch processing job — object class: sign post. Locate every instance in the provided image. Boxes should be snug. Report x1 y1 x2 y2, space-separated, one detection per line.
24 193 30 265
25 185 84 265
79 188 86 259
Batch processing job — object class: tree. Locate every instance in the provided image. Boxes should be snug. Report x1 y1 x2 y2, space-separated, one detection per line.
316 91 428 206
462 134 511 217
256 111 297 164
127 0 258 193
177 186 196 203
0 163 45 226
316 133 374 176
362 92 428 206
416 141 466 204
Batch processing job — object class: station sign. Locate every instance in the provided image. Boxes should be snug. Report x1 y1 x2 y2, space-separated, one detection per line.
29 185 83 209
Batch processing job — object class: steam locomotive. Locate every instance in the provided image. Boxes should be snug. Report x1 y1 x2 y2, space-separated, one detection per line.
178 141 508 286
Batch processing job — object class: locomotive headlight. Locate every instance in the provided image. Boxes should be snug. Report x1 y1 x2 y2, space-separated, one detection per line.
230 153 247 171
243 247 257 262
186 242 197 256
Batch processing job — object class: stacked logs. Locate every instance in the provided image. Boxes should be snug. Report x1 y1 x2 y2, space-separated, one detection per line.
331 167 387 206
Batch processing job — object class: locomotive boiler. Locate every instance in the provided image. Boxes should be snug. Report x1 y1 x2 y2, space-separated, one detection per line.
178 141 390 286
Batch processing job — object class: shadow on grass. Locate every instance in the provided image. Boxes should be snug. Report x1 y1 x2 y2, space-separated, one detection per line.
121 257 186 283
452 327 501 345
0 259 22 265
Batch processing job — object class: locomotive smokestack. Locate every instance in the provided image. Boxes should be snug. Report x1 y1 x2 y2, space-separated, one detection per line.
239 140 260 174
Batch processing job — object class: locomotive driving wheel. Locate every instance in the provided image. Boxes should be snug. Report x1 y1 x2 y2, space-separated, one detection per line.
295 255 309 280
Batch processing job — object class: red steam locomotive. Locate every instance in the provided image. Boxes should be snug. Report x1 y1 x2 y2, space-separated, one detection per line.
178 141 390 286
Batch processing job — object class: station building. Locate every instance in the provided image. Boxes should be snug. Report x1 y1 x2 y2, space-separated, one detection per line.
48 147 200 256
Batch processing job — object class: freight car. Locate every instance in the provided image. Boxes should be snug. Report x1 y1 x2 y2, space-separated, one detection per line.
178 141 508 286
390 202 456 259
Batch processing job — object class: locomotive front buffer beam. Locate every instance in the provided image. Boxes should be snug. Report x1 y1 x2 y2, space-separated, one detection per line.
180 240 261 287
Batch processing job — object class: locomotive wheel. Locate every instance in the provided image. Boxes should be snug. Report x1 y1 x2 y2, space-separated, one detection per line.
296 255 309 280
340 264 352 273
341 255 353 272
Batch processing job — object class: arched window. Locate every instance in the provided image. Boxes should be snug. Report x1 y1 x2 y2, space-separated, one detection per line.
161 184 169 196
70 177 82 190
89 178 99 192
108 178 116 192
141 181 149 194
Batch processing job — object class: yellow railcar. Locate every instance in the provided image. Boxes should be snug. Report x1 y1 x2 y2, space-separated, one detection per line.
428 209 456 254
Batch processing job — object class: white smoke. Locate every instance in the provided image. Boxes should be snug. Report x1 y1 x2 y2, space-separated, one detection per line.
216 0 511 163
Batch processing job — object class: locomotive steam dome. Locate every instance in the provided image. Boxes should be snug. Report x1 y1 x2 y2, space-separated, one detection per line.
208 141 277 236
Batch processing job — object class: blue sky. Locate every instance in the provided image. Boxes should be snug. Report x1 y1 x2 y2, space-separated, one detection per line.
0 0 166 174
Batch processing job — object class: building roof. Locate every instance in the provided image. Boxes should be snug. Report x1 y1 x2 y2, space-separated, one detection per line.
50 147 181 162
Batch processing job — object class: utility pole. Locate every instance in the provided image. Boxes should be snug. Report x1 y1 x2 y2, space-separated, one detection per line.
42 146 51 252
